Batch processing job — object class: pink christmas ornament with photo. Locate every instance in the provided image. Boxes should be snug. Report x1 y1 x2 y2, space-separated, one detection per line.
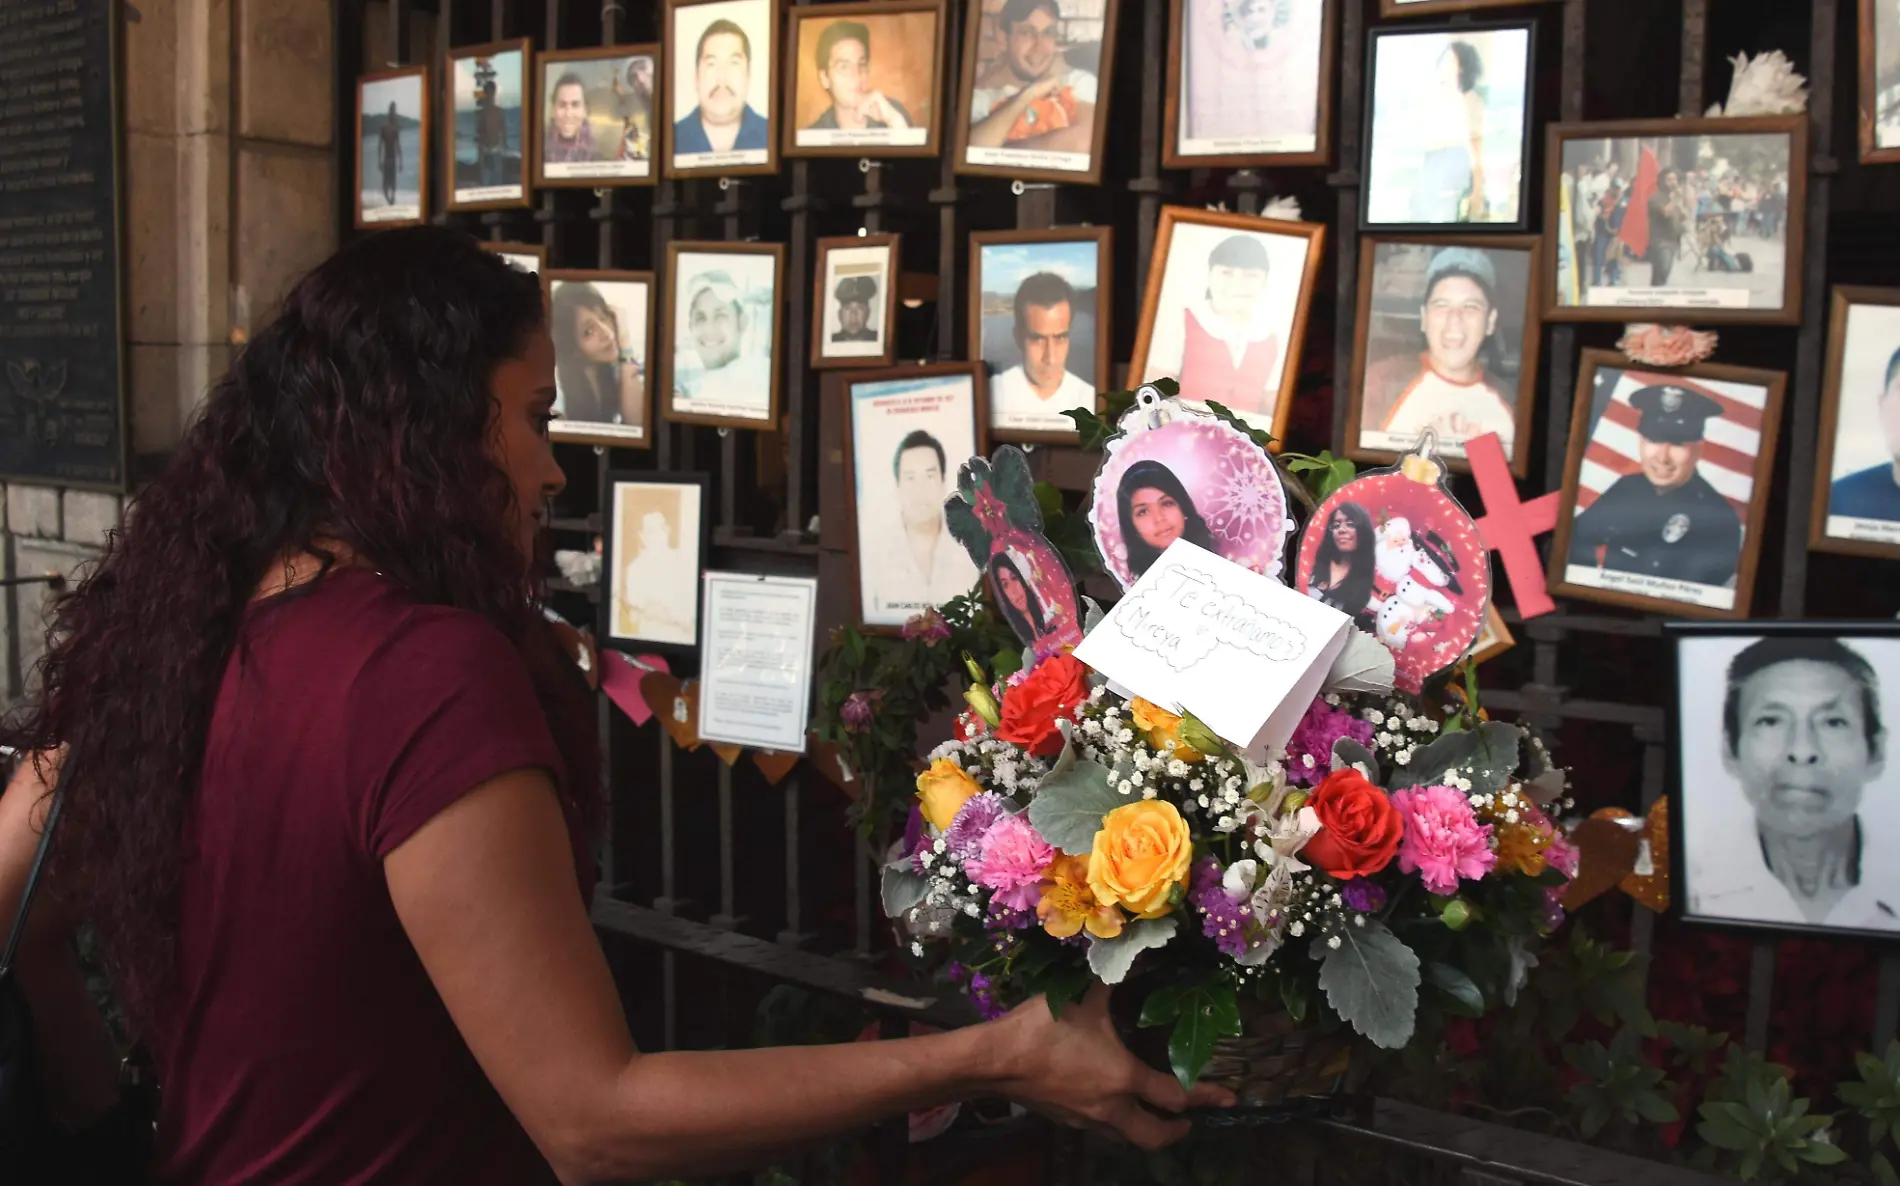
1294 432 1492 693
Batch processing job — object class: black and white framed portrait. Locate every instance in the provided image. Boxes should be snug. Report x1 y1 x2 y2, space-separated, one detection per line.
1362 21 1533 231
548 271 654 448
969 226 1111 442
356 67 429 228
1670 621 1900 941
604 472 711 650
1347 235 1541 475
1810 286 1900 560
843 364 988 630
1164 0 1333 169
446 39 532 210
952 0 1120 184
662 242 784 429
1545 116 1806 325
785 0 945 156
534 46 659 187
1548 350 1786 620
812 234 900 369
666 0 781 176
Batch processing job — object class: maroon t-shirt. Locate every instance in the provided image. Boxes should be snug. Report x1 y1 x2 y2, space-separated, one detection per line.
151 569 586 1184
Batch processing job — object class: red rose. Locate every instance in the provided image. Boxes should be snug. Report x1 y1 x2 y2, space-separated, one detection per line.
995 654 1090 757
1300 769 1403 879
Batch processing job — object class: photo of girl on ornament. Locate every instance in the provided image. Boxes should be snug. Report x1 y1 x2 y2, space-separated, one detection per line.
985 537 1081 656
1295 456 1490 693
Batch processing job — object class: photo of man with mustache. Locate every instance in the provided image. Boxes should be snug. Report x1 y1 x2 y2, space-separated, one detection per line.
674 15 771 157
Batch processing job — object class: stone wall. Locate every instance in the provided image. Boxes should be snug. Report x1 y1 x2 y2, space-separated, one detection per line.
3 0 338 702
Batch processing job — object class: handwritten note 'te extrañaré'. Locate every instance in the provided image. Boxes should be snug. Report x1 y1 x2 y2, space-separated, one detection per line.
1074 539 1354 761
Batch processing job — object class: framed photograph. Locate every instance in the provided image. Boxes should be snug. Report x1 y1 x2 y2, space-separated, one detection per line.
548 270 654 448
812 234 900 369
1860 0 1900 163
1164 0 1333 168
446 39 532 210
698 571 821 752
1128 206 1326 443
1545 116 1806 325
534 46 659 187
1667 620 1900 941
355 67 429 228
785 0 946 157
1810 286 1900 559
842 364 988 630
666 0 780 177
1469 602 1516 665
1362 21 1533 231
1346 235 1542 476
478 240 550 304
970 227 1112 443
952 0 1121 184
603 471 710 651
1548 349 1787 619
662 242 784 429
1379 0 1546 15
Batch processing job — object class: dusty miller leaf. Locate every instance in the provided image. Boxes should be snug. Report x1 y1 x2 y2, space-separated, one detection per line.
1316 923 1421 1049
1030 733 1124 853
1322 628 1396 696
1087 917 1178 985
880 860 927 919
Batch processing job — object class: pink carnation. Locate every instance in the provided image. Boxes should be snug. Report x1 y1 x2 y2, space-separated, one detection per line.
967 813 1055 912
1392 785 1496 895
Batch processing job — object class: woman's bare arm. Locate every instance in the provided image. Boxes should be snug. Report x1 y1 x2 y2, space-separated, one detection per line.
387 769 1228 1185
0 755 123 1128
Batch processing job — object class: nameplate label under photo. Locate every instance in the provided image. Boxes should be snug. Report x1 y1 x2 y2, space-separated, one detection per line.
1074 539 1353 759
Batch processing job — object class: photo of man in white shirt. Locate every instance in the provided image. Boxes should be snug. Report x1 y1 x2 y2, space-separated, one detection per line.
989 272 1097 432
857 429 981 626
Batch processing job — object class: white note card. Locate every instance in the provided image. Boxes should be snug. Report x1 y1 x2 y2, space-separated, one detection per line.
698 571 820 753
1073 539 1354 760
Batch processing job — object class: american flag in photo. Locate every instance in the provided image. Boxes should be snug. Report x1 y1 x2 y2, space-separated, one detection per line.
1576 367 1766 521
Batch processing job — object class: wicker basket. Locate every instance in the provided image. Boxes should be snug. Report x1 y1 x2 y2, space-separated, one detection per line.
1200 1001 1354 1109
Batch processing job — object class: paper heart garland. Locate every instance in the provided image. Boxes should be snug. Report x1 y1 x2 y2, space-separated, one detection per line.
753 750 802 785
1620 797 1671 913
641 672 702 751
602 652 671 726
1561 800 1671 913
805 736 859 799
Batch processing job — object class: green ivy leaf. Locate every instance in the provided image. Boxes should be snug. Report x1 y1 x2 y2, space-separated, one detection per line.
1040 964 1093 1019
1167 981 1241 1091
1873 1150 1900 1186
1202 399 1278 455
1279 971 1310 1023
1139 984 1187 1029
1424 961 1486 1019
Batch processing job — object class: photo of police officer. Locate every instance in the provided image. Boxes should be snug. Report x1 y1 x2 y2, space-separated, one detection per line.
814 235 897 365
1554 354 1786 616
833 276 880 342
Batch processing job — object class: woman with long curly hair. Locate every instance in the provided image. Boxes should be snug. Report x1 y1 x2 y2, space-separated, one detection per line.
0 228 1226 1183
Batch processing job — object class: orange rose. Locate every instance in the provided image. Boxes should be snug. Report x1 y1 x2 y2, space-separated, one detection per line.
1300 769 1403 879
996 654 1091 757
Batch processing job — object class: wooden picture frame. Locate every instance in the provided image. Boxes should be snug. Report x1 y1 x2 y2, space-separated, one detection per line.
1127 205 1327 449
1665 619 1900 943
355 66 431 230
533 45 661 189
664 0 783 178
968 226 1113 445
1547 348 1788 620
1469 602 1516 665
1809 286 1900 560
951 0 1121 186
1378 0 1549 16
478 240 551 305
1162 0 1334 169
601 469 713 654
444 38 534 211
547 269 657 450
1543 115 1807 325
1344 233 1543 477
811 234 901 370
1360 19 1537 233
839 362 989 633
661 240 786 430
782 0 948 158
1859 0 1900 164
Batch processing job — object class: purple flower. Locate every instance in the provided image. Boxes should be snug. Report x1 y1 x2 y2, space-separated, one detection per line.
1189 858 1253 959
1340 877 1387 914
841 689 883 733
1284 697 1376 788
904 804 929 873
967 970 1006 1021
985 899 1036 933
903 609 953 645
945 793 1010 860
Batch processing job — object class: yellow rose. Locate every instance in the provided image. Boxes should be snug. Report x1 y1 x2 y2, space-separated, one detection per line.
1087 800 1193 919
1127 698 1203 763
915 758 982 832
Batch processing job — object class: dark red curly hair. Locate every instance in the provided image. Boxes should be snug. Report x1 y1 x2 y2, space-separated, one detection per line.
5 226 601 1032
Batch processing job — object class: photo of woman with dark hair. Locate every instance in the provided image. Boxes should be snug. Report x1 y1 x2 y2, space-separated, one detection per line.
1305 501 1377 629
549 274 651 443
1115 460 1219 577
989 552 1048 642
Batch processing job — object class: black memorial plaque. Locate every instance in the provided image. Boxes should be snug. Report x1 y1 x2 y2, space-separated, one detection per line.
0 0 125 490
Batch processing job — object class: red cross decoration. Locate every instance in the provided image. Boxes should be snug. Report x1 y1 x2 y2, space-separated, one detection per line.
1465 432 1560 620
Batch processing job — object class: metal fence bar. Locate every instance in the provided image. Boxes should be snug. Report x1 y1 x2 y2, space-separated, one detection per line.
1327 0 1365 458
